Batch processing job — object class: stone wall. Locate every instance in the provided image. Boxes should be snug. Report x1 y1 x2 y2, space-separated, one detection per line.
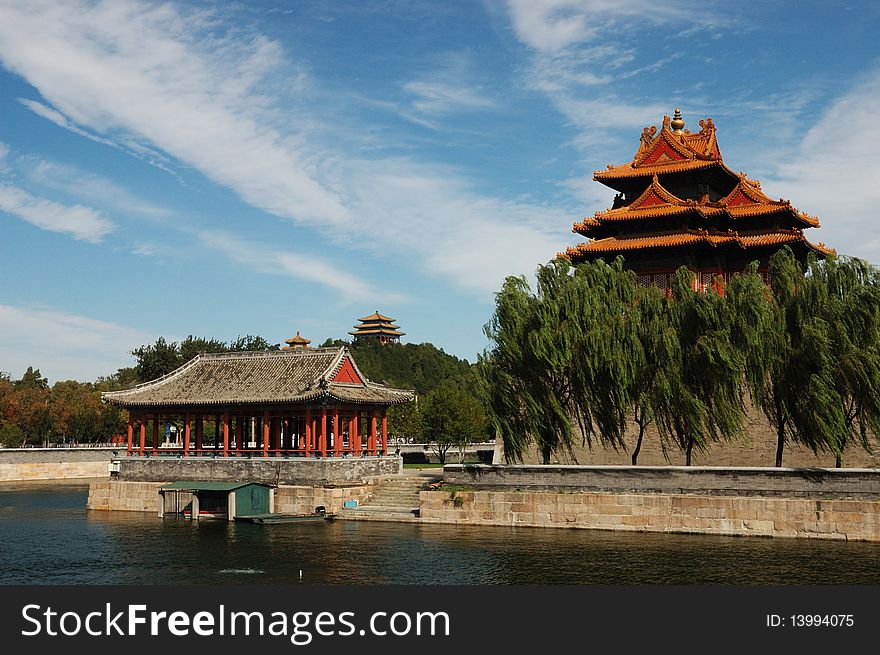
274 484 373 515
87 480 165 512
419 489 880 541
443 464 880 499
116 455 401 485
0 447 118 481
518 404 880 468
87 479 374 516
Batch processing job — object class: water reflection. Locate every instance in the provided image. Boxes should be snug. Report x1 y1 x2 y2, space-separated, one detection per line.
2 484 879 585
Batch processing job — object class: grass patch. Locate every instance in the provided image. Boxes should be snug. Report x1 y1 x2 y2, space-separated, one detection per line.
403 463 445 469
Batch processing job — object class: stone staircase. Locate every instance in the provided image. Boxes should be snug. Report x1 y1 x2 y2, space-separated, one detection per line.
337 474 440 522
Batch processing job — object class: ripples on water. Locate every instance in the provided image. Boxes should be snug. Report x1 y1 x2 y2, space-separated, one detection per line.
1 483 879 585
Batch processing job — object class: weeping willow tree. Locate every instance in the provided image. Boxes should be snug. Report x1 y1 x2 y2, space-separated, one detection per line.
477 257 641 463
804 255 880 467
479 250 880 467
741 249 839 466
652 268 748 466
628 284 678 465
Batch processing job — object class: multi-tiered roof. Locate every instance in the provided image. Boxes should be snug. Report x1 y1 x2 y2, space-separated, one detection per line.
349 311 404 344
565 110 833 283
282 331 311 350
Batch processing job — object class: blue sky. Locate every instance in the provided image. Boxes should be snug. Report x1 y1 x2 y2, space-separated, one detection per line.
1 0 879 382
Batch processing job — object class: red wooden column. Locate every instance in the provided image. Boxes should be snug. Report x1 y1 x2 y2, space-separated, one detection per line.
262 410 270 457
127 414 133 455
138 415 146 456
353 412 361 455
381 410 388 456
183 412 191 457
222 411 230 457
333 409 341 457
152 415 160 455
320 407 328 457
195 416 203 454
304 408 311 458
272 418 281 455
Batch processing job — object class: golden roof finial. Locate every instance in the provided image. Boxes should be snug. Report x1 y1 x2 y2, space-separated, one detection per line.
670 108 685 134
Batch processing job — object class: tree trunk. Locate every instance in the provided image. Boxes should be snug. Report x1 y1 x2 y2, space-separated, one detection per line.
774 393 786 468
541 443 551 465
632 423 646 466
835 452 843 468
775 425 785 468
685 437 693 467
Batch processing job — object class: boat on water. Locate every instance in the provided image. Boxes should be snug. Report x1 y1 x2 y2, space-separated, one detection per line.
234 513 335 525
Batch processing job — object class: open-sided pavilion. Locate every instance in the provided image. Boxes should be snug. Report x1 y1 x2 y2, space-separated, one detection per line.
102 346 413 459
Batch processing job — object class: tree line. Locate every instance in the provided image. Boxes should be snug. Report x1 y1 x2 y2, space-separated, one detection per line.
0 367 127 447
0 331 490 457
477 248 880 467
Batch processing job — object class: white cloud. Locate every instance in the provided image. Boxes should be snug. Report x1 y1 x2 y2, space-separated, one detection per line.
403 80 495 115
192 229 401 303
22 157 172 221
0 1 574 297
0 183 115 242
0 304 156 383
335 158 570 293
18 97 126 151
504 0 698 53
503 0 721 151
0 0 349 226
765 69 880 264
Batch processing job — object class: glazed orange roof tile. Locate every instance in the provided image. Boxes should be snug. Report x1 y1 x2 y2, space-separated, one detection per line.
565 229 834 257
595 112 732 182
576 175 820 231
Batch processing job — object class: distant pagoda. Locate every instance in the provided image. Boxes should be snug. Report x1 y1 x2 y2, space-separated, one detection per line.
349 311 404 345
564 109 834 293
282 331 311 350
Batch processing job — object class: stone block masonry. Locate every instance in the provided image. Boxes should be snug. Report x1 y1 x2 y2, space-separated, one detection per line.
0 447 119 481
116 455 401 485
419 490 880 542
444 464 880 499
88 480 377 515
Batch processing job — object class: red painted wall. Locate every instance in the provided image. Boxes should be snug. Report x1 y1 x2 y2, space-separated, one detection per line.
332 358 362 384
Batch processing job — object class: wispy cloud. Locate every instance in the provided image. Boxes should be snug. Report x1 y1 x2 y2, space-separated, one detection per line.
765 67 880 264
18 97 126 151
505 0 711 53
0 0 348 226
0 140 9 172
0 0 574 296
332 157 570 293
18 97 186 182
0 304 156 383
191 229 401 303
404 80 495 115
21 157 173 220
503 0 726 150
0 183 115 242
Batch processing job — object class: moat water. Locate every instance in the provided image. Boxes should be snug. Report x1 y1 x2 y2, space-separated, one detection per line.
2 483 879 585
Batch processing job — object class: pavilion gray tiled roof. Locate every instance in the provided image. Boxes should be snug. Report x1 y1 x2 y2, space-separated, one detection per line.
102 347 414 408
